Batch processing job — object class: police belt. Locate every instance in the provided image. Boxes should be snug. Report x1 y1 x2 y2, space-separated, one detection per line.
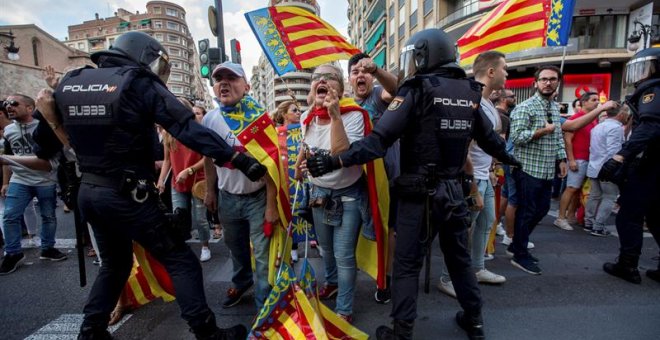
81 173 124 189
405 167 461 181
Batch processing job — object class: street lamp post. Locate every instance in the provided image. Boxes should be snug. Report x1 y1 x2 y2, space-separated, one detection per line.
627 20 657 52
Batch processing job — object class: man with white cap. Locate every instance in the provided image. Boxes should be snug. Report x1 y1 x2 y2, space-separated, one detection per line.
202 62 278 312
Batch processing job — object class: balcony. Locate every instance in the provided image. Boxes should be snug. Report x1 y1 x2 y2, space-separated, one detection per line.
365 16 386 56
365 0 385 24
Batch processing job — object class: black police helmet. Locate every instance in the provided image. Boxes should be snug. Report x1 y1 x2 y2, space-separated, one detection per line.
625 47 660 87
91 31 171 82
399 28 459 82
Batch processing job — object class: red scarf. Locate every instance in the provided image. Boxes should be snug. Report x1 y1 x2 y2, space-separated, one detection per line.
302 97 368 127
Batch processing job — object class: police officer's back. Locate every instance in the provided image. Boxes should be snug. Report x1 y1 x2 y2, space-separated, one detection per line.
54 31 249 340
307 28 519 340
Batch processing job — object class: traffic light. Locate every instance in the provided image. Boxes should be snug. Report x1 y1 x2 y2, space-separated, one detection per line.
230 39 241 64
208 47 221 78
198 39 211 79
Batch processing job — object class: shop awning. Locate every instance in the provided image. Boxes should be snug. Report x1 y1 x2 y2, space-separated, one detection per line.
365 21 386 54
139 19 151 25
118 22 129 28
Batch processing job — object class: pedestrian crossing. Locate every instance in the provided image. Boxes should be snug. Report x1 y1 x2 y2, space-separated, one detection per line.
24 314 130 340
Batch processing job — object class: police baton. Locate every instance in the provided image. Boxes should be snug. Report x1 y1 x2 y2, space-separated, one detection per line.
73 205 87 287
423 163 437 294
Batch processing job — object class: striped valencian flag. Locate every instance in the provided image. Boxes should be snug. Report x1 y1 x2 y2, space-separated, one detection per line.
245 6 361 75
458 0 576 67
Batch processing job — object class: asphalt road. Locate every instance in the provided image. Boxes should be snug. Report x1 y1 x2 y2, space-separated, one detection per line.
1 200 659 340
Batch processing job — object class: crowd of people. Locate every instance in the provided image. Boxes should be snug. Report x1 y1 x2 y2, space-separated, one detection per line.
0 27 658 340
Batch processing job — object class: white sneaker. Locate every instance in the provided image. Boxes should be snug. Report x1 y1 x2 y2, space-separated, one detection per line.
475 269 506 284
200 247 211 262
437 278 457 298
290 249 299 263
553 218 574 231
484 253 495 261
496 223 506 236
502 235 512 246
527 241 535 249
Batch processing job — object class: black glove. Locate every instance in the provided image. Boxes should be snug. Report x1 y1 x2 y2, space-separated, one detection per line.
499 153 522 169
230 153 267 182
598 158 624 183
461 174 474 198
307 154 341 177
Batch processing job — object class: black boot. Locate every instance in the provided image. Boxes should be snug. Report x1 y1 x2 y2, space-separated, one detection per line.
603 255 641 284
456 311 485 340
191 313 247 340
375 319 414 340
77 325 113 340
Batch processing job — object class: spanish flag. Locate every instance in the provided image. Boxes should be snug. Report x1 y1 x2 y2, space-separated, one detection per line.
123 243 175 309
220 95 293 285
245 6 361 75
458 0 576 67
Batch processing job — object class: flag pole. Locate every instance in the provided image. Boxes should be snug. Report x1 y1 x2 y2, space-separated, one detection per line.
559 45 568 74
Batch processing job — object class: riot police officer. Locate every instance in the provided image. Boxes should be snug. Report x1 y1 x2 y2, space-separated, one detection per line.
307 28 520 340
599 47 660 284
53 31 263 339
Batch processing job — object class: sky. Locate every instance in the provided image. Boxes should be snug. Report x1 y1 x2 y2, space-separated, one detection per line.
0 0 349 80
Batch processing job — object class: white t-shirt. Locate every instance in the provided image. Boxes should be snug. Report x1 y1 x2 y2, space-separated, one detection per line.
201 107 265 194
301 110 364 189
469 97 500 180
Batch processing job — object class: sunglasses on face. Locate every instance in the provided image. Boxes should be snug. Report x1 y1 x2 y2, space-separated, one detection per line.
3 100 19 108
290 108 300 113
311 72 340 82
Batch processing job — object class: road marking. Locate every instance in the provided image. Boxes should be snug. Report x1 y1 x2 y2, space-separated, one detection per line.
19 236 222 250
24 313 130 339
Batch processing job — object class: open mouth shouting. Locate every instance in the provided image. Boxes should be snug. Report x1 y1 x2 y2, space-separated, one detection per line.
316 84 329 99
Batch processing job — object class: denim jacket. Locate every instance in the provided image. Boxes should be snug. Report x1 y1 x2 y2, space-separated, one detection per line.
308 178 375 240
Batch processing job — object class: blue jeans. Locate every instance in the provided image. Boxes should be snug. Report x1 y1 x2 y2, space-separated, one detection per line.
171 189 210 243
2 183 58 254
511 170 552 258
218 188 270 311
311 182 363 316
469 180 495 271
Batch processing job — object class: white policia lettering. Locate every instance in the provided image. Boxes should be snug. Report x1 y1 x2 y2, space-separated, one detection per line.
440 119 472 130
68 105 107 116
61 84 117 92
433 97 475 107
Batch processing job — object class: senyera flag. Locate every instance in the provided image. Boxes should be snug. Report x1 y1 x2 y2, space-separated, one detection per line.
458 0 576 67
245 6 361 75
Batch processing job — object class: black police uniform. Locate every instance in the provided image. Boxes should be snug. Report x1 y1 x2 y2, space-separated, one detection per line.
54 56 238 337
337 72 516 325
608 78 660 277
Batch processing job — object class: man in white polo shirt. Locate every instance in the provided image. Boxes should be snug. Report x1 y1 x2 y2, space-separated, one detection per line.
202 62 278 312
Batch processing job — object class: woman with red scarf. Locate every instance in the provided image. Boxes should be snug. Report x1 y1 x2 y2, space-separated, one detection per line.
296 64 370 323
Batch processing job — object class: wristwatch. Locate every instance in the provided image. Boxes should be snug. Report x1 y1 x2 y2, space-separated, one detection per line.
187 167 195 175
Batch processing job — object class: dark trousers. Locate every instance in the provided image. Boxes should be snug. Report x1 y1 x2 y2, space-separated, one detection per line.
511 170 552 258
391 180 482 321
615 161 660 259
78 183 213 331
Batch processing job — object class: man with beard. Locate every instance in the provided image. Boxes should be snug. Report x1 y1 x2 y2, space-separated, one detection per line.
508 65 567 275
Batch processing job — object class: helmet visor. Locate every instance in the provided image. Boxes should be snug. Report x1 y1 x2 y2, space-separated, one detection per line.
398 44 417 84
625 56 657 87
150 50 171 83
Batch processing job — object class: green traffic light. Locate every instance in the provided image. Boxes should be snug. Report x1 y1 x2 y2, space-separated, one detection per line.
200 65 210 77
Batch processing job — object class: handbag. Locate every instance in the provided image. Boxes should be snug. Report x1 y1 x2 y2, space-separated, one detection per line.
191 180 207 200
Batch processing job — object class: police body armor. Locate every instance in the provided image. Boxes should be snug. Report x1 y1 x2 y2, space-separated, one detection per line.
399 74 482 178
55 66 155 177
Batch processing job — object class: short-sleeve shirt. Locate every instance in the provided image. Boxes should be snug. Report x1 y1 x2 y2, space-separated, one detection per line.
301 110 365 189
201 107 265 195
567 109 597 160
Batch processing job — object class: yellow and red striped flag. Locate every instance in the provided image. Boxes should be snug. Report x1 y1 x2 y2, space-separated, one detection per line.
458 0 576 67
245 6 361 75
123 243 175 309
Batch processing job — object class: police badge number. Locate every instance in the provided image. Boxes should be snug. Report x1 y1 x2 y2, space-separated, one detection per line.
643 93 654 104
388 97 404 111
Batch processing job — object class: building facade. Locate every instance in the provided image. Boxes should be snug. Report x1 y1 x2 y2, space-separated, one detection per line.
347 0 656 107
251 0 321 114
0 24 91 100
65 1 212 107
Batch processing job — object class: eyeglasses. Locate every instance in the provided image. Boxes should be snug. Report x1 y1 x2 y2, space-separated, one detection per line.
537 77 559 84
311 72 340 82
2 100 19 108
291 108 300 113
505 94 516 99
